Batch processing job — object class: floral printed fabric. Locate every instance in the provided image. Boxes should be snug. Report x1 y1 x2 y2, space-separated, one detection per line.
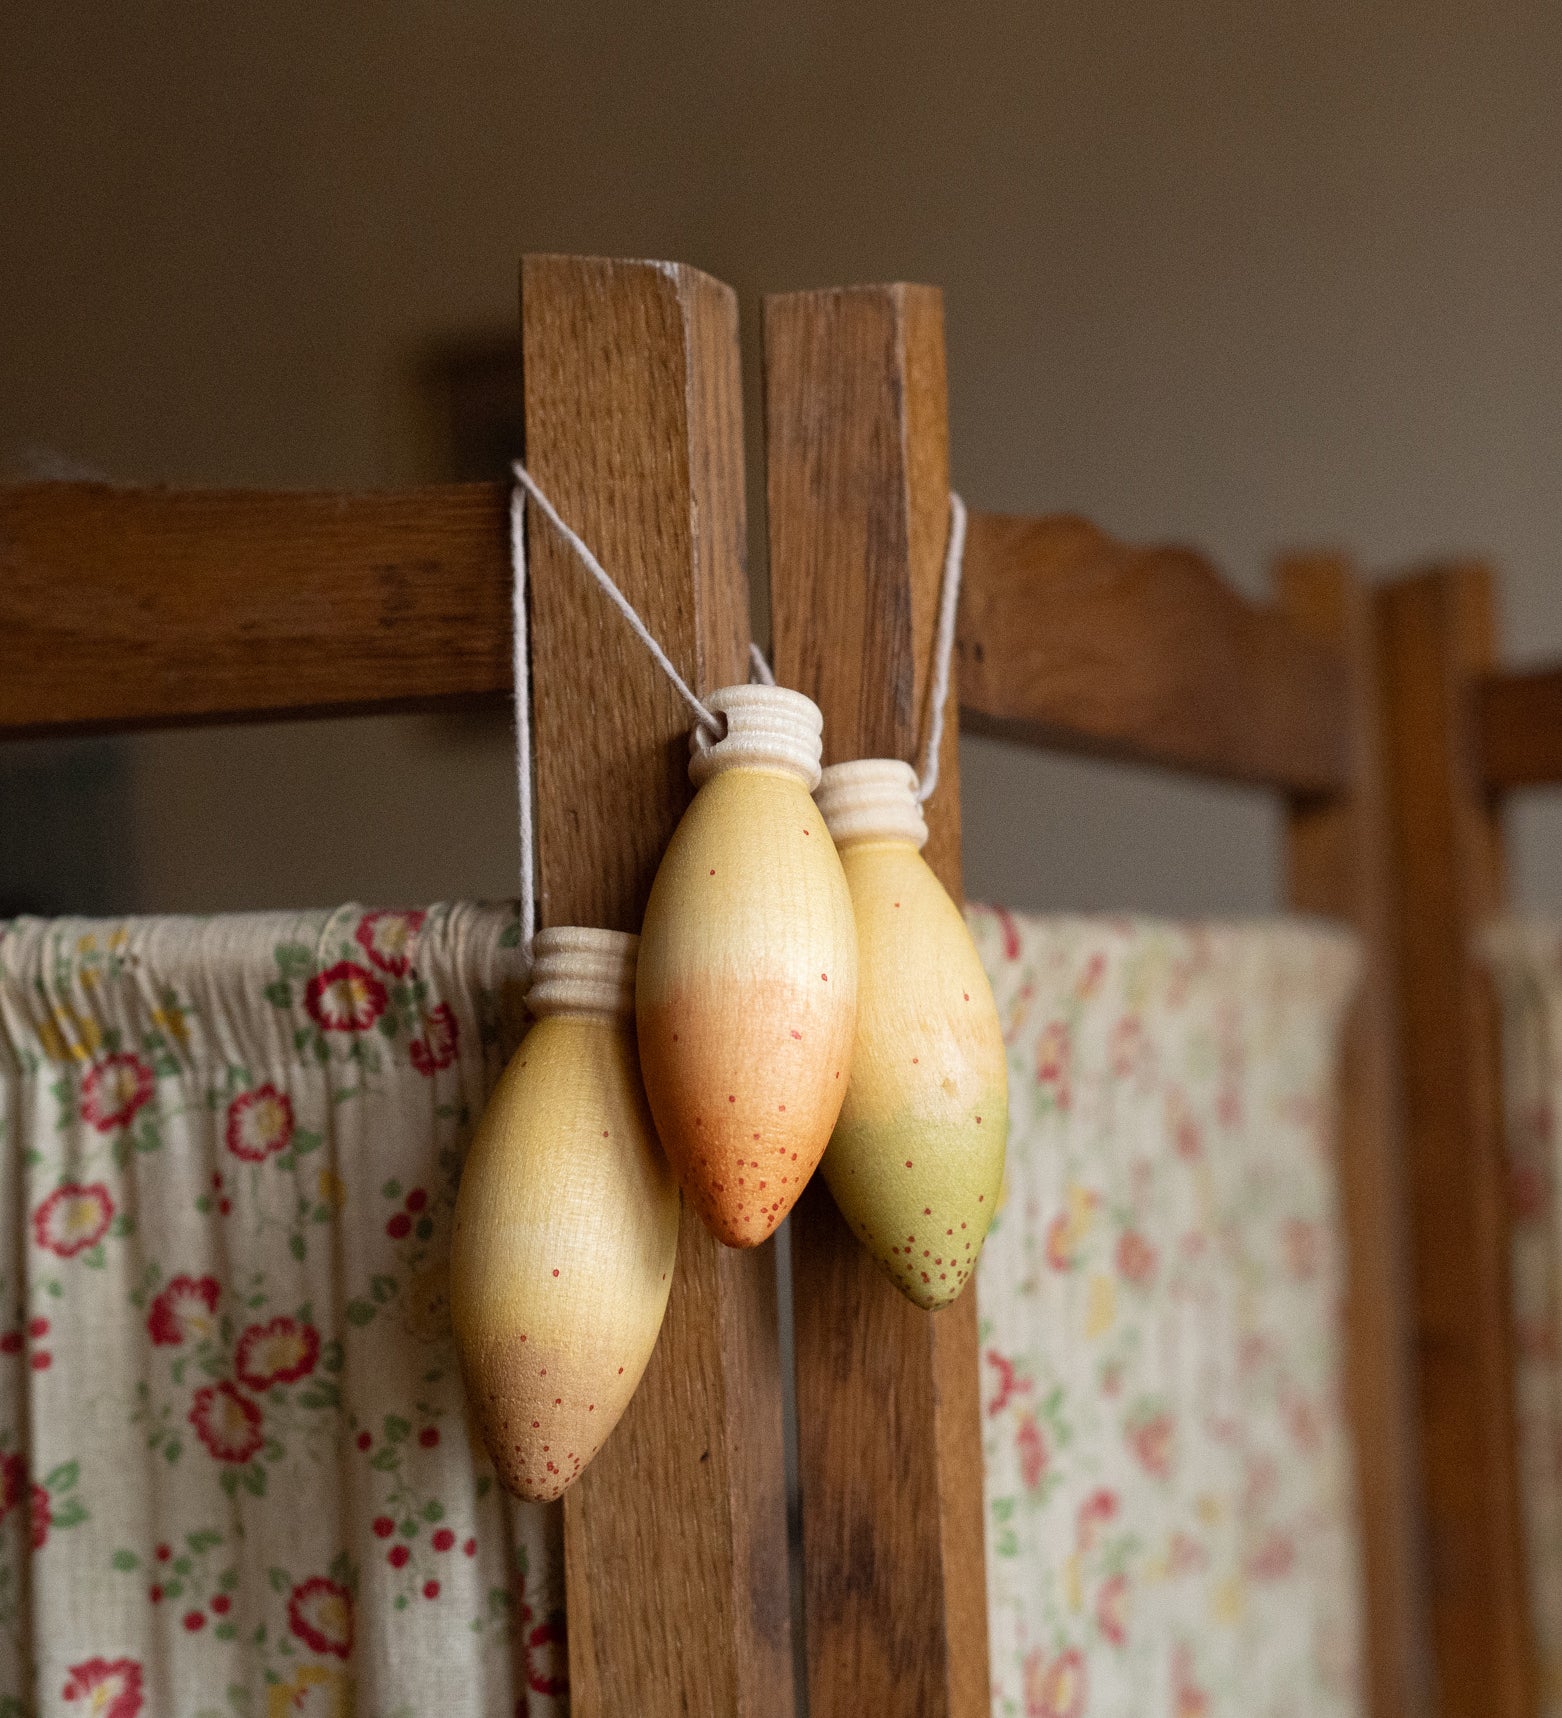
1485 921 1562 1715
0 905 566 1717
969 910 1365 1718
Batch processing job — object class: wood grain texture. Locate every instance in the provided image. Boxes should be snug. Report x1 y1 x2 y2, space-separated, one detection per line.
1277 555 1430 1718
1480 665 1562 788
764 282 989 1718
1375 566 1533 1718
0 481 512 736
520 255 791 1717
958 511 1350 793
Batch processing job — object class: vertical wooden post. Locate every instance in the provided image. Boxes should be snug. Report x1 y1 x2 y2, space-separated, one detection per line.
1374 566 1532 1718
1278 557 1430 1717
521 254 793 1718
764 283 989 1718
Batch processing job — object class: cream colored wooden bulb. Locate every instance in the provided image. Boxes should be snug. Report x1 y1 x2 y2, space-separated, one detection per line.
637 685 858 1247
814 760 1006 1309
451 928 678 1502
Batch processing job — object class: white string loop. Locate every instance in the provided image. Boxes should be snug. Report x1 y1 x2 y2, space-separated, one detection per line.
748 641 777 685
507 465 966 946
511 463 722 738
915 490 966 806
509 483 536 954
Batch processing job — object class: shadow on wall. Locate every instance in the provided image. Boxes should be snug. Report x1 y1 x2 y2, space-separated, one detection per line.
0 738 136 917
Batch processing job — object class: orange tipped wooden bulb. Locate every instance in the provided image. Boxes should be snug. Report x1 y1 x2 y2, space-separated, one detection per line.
814 760 1006 1309
636 685 858 1247
451 929 678 1501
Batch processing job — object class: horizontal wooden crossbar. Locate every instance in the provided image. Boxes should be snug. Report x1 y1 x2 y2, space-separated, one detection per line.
1 485 1349 800
1479 664 1562 789
956 511 1351 794
0 481 512 737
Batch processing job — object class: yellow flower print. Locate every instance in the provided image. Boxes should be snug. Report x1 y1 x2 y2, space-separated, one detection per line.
316 1168 347 1212
1212 1574 1245 1624
37 1009 102 1064
1084 1272 1116 1339
150 1004 190 1046
75 933 99 957
268 1664 351 1717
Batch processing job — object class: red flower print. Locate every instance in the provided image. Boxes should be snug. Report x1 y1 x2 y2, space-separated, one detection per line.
61 1658 144 1717
303 962 388 1033
355 908 425 976
1166 1088 1201 1160
33 1182 115 1258
288 1574 353 1658
1109 1014 1144 1078
30 1482 50 1549
1247 1528 1296 1581
1034 1020 1070 1110
1173 1643 1209 1718
984 1349 1029 1419
1283 1217 1321 1281
235 1317 320 1390
1016 1413 1047 1493
1044 1213 1074 1272
224 1084 294 1163
409 1001 459 1077
1023 1645 1085 1718
1127 1407 1175 1480
1096 1572 1129 1647
147 1275 220 1346
525 1616 568 1697
1115 1229 1157 1286
1076 1487 1118 1551
996 907 1022 961
80 1053 154 1133
0 1453 23 1521
189 1381 263 1463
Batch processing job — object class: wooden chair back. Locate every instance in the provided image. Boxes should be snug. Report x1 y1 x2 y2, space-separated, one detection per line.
0 253 1425 1718
1376 566 1562 1718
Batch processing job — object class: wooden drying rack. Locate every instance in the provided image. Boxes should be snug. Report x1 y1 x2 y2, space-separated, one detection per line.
1376 568 1562 1718
0 254 1424 1718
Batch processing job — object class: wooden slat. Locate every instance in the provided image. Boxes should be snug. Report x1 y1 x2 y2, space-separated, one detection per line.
1480 665 1562 788
521 254 792 1717
958 510 1350 793
0 481 513 736
1278 555 1430 1718
765 281 989 1718
1376 566 1533 1718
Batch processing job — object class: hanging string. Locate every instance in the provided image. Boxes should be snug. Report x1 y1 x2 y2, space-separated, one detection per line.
508 465 967 944
511 463 721 737
915 490 966 806
509 483 537 954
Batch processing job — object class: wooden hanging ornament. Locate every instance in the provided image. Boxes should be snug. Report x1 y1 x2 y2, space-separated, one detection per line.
636 684 858 1247
451 928 678 1501
813 759 1006 1309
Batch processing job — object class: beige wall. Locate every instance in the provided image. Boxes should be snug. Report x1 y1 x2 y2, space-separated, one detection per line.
6 2 1562 917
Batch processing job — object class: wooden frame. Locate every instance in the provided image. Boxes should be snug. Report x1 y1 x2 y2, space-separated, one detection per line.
0 252 1424 1718
946 528 1426 1718
1375 565 1536 1718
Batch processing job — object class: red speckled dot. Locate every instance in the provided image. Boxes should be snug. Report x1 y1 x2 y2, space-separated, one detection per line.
406 1188 428 1213
212 1594 231 1615
433 1528 455 1552
552 1269 559 1278
821 973 828 982
31 1352 50 1371
28 1317 48 1338
464 1537 477 1556
424 1579 440 1599
905 1160 913 1169
373 1516 395 1538
419 1426 440 1448
184 1610 205 1632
